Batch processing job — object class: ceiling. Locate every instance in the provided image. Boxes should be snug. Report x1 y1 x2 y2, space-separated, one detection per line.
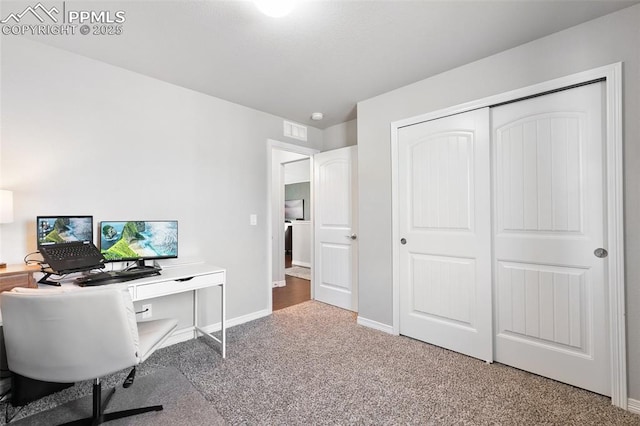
6 0 638 129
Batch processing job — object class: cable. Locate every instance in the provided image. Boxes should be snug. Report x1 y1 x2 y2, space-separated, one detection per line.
23 251 44 267
44 274 69 284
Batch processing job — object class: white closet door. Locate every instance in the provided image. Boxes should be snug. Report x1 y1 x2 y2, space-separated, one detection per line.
314 146 358 311
398 108 492 362
492 82 609 395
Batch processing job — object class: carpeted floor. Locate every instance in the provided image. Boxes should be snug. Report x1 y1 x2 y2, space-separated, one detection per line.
4 301 640 425
284 266 311 281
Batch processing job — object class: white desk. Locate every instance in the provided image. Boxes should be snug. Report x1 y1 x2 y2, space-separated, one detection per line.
123 263 227 358
0 263 227 358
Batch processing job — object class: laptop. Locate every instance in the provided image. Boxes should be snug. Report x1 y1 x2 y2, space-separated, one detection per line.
37 216 105 274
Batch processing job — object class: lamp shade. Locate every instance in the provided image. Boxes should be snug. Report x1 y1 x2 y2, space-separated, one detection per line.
0 190 14 224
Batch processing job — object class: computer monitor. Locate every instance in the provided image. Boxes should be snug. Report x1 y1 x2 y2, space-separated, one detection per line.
99 220 178 269
36 216 93 246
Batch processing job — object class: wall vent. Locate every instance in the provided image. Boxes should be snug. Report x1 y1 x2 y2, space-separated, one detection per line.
283 121 307 141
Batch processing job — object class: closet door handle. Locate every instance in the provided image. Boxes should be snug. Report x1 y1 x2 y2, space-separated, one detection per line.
594 248 608 258
345 234 357 240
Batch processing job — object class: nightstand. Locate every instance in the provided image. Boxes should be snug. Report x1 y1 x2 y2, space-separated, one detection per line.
0 264 40 293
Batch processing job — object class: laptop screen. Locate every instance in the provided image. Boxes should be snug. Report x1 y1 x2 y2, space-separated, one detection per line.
37 216 93 247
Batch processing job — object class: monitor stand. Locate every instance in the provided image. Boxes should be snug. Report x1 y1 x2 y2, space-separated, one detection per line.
124 259 162 273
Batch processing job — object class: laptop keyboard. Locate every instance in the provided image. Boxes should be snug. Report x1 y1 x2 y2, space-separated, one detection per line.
45 243 99 261
39 241 105 274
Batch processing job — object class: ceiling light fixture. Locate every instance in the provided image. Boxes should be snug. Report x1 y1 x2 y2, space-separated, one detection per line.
311 112 324 121
254 0 296 18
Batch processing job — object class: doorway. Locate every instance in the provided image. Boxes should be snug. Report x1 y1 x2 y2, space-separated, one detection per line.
267 140 318 312
275 158 312 310
273 254 311 311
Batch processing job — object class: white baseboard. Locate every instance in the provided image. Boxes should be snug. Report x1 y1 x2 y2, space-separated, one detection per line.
357 316 395 335
160 308 271 349
273 280 286 288
291 260 311 268
163 327 196 347
206 308 271 332
627 398 640 414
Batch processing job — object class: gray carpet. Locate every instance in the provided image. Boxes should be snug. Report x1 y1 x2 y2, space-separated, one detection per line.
284 266 311 281
152 301 639 425
4 301 640 425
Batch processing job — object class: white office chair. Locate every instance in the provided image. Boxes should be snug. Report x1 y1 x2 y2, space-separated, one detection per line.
0 285 178 425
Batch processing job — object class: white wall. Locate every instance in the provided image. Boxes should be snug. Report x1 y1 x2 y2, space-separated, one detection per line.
0 37 323 329
291 221 311 268
323 119 357 151
284 159 310 184
357 5 640 397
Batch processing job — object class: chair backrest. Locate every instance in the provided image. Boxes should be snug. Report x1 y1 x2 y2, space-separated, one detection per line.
1 285 140 383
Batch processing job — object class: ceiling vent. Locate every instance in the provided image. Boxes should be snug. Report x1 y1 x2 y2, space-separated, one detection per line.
283 121 307 141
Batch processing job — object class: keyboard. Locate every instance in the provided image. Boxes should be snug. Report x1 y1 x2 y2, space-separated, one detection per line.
75 268 161 286
47 243 95 260
39 241 105 274
116 268 161 277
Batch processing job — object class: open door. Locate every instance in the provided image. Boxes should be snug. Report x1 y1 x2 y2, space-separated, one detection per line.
313 146 358 311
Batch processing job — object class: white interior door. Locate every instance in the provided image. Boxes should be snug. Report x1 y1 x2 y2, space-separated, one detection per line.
492 82 609 395
398 108 492 362
313 146 358 311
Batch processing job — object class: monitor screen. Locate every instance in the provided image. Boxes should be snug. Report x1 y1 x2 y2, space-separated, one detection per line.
285 199 304 220
37 216 93 246
100 220 178 262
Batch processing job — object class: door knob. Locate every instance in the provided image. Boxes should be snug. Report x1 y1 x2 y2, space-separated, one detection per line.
594 248 608 258
400 238 407 245
345 234 357 240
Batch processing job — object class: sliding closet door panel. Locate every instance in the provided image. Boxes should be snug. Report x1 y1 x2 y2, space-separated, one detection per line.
398 108 492 362
492 82 609 396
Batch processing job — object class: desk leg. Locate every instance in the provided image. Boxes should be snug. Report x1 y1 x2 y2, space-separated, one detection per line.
193 285 226 358
193 288 199 340
221 283 226 358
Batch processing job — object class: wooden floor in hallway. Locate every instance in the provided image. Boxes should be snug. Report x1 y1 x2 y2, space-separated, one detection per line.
273 255 311 311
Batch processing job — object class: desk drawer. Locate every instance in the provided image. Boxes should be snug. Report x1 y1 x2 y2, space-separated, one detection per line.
135 272 224 300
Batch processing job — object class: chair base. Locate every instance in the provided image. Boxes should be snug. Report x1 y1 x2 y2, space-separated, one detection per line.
60 379 162 426
61 405 163 426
